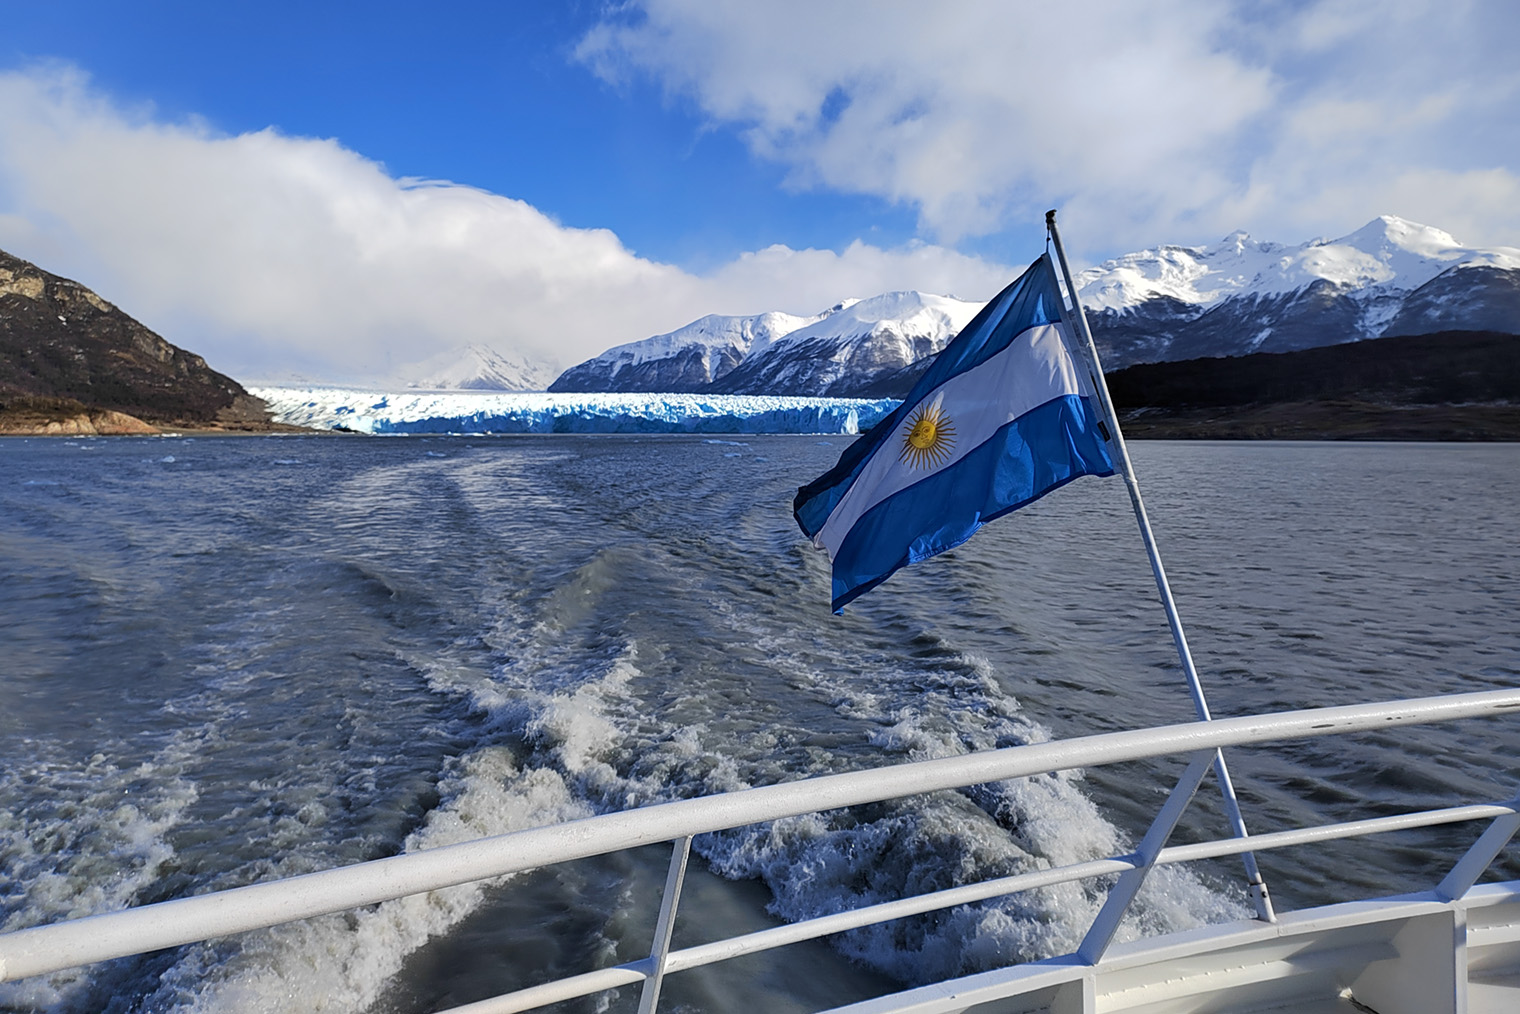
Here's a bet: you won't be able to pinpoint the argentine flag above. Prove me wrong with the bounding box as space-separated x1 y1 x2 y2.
794 254 1116 612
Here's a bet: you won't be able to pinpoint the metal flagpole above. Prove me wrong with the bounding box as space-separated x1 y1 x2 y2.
1045 209 1276 922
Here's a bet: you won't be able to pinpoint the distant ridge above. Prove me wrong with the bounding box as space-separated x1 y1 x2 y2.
551 216 1520 397
402 343 556 391
1077 215 1520 367
552 291 982 397
550 308 829 393
0 247 273 432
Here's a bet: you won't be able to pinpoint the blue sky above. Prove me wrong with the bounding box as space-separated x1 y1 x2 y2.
1 2 920 268
0 1 1516 383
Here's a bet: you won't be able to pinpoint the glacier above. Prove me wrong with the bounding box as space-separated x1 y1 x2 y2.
249 387 899 435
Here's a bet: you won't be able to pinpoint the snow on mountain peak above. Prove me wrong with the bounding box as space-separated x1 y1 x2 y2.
547 214 1517 395
553 289 991 396
1340 214 1463 257
403 343 556 392
1217 230 1255 253
775 290 982 350
1076 215 1519 312
591 308 825 369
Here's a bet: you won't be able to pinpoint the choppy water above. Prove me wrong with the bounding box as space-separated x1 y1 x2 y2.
1 435 1517 1014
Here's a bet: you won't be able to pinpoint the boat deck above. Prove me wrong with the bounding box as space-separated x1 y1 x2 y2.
821 882 1520 1014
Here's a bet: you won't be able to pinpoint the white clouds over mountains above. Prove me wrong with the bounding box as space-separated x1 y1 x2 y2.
579 0 1520 250
0 1 1515 385
0 67 1006 383
0 66 1009 384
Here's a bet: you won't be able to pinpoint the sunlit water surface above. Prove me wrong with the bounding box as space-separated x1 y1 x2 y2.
1 435 1517 1013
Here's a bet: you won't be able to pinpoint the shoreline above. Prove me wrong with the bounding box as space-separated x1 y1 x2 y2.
0 417 331 437
1117 400 1520 441
6 401 1519 441
0 400 329 437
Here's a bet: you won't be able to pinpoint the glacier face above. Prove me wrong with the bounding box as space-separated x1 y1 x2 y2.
250 387 898 435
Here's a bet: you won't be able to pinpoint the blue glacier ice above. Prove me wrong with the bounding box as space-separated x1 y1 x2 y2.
249 387 899 436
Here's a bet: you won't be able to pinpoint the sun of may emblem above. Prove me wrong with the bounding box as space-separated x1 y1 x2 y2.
899 401 956 469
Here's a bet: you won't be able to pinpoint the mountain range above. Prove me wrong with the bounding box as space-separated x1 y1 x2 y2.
550 292 987 397
1078 215 1520 367
5 214 1517 437
550 292 982 397
550 216 1520 397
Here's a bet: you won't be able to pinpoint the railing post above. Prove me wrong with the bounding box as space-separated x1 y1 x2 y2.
1436 800 1520 902
1078 750 1214 964
1046 209 1276 924
638 836 692 1014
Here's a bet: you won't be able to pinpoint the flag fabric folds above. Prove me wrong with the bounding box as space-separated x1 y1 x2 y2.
793 254 1116 612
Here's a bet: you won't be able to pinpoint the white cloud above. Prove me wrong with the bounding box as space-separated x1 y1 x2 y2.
0 66 1012 384
578 0 1520 251
5 0 1517 387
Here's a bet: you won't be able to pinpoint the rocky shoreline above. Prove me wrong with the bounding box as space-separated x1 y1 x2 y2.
0 395 318 437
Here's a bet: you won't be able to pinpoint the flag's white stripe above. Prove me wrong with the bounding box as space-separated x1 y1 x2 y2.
815 322 1088 559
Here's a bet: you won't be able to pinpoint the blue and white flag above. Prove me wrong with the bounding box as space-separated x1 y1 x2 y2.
794 254 1116 612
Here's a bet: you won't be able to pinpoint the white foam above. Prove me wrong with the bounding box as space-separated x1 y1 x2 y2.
75 570 1243 1006
471 607 1248 987
0 743 198 1010
681 626 1247 983
59 526 1246 1006
154 747 592 1014
144 625 655 1013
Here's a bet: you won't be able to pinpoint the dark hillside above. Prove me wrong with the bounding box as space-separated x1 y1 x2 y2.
1106 330 1520 408
0 247 264 426
1106 330 1520 439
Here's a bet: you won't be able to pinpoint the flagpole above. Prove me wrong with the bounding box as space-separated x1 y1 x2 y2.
1044 210 1276 922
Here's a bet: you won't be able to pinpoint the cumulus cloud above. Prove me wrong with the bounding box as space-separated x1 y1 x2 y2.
0 66 1011 384
578 0 1520 250
5 2 1516 385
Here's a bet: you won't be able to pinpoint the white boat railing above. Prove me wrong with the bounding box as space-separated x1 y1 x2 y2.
2 689 1518 1013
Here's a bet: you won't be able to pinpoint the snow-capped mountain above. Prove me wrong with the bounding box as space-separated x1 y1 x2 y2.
402 343 556 391
709 291 983 396
1078 215 1520 367
549 309 824 393
553 291 983 397
550 216 1519 396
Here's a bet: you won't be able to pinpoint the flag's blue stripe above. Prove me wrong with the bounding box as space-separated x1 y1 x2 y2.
911 256 1065 395
794 254 1066 539
829 393 1115 612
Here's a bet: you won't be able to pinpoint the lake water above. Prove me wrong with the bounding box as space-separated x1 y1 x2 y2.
1 435 1517 1014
